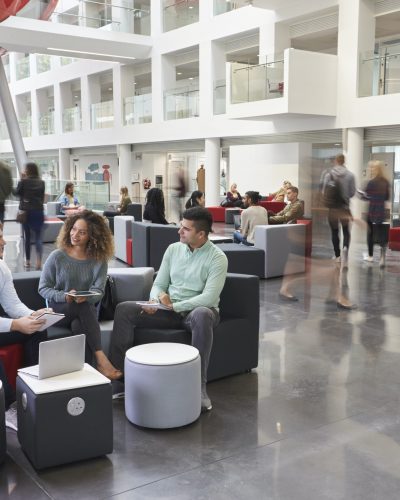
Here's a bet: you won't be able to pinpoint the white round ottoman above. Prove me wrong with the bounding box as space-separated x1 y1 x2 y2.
124 343 201 429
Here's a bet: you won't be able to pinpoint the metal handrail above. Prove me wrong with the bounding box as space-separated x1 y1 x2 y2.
362 52 400 63
233 60 284 73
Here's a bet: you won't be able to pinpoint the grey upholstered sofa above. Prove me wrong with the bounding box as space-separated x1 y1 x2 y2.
7 270 260 382
132 221 180 270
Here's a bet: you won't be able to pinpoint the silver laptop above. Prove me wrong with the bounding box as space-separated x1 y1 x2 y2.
19 334 85 380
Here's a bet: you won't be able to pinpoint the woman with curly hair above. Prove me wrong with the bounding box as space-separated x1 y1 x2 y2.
143 187 168 224
38 210 121 380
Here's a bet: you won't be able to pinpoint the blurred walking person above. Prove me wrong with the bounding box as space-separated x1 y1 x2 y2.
321 154 355 268
15 162 45 270
0 160 13 224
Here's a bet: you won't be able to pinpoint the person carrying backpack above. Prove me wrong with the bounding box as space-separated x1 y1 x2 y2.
321 154 355 267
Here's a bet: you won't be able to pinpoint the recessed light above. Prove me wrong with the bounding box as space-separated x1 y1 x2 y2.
188 77 193 80
108 87 112 91
74 95 78 98
177 72 182 75
334 143 341 146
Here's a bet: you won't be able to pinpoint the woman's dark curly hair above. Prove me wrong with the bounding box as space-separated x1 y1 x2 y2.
145 188 165 217
56 210 114 261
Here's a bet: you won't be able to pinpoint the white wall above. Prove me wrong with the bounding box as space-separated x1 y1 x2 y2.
229 143 300 197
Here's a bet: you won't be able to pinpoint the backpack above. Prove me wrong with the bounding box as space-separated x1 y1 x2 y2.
99 275 117 321
322 172 345 208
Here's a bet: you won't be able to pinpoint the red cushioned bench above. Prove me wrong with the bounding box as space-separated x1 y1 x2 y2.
0 344 24 390
206 206 226 222
389 228 400 251
259 201 286 213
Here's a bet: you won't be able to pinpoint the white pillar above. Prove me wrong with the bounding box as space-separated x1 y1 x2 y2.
205 138 220 206
59 148 70 181
118 144 132 191
344 127 365 242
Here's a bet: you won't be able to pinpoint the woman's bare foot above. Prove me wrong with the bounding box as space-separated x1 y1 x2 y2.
95 351 123 380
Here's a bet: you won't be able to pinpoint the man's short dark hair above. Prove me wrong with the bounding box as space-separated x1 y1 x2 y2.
287 186 298 195
182 207 213 235
245 191 261 205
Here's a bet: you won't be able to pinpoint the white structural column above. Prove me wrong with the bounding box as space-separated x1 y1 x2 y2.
118 144 132 190
0 59 27 173
199 40 213 118
205 138 220 206
344 127 364 242
59 148 70 181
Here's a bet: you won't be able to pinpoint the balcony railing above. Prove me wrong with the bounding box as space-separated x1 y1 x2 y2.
37 54 51 73
18 0 150 34
124 94 152 125
16 57 30 80
359 45 400 97
39 111 55 135
163 0 198 32
214 0 253 15
214 79 226 114
230 58 284 104
91 100 114 129
19 117 32 137
164 86 199 120
63 106 81 132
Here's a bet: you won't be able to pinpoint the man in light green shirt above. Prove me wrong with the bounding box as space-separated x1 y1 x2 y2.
109 207 228 411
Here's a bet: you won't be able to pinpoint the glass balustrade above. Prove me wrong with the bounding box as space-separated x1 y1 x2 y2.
163 0 198 32
359 45 400 97
16 57 30 80
0 122 8 140
164 87 199 120
214 0 253 15
91 100 114 129
39 111 55 135
37 54 51 73
63 106 82 132
17 0 150 34
19 117 32 137
214 79 226 114
124 94 152 125
42 179 111 209
230 57 284 104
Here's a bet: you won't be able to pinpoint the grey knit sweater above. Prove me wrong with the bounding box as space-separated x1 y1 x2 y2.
38 249 107 304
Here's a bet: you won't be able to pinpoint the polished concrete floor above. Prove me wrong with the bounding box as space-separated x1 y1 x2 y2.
2 220 400 499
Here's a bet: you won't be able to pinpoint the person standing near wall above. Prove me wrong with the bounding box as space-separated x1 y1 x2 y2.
0 161 13 224
196 165 205 193
361 160 390 267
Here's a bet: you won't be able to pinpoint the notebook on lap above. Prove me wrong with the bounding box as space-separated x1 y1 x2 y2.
18 334 85 380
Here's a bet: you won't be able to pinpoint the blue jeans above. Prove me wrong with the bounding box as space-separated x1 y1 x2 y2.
233 231 253 246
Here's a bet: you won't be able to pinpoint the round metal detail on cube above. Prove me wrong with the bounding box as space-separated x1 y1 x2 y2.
67 397 85 416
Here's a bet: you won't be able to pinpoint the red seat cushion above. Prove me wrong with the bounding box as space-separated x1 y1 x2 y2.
0 343 24 390
389 228 400 251
126 238 133 266
259 201 286 213
206 206 226 223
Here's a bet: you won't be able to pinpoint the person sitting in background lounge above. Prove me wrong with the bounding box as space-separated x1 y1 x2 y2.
59 182 83 215
269 186 303 224
233 191 268 246
143 187 169 224
185 190 205 209
222 183 243 207
270 180 292 202
103 186 132 217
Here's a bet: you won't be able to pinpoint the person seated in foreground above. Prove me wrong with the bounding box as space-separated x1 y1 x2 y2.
185 190 205 209
269 186 303 224
38 210 122 380
109 207 228 411
103 186 132 217
233 191 268 246
143 187 169 224
59 182 83 215
0 222 48 409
